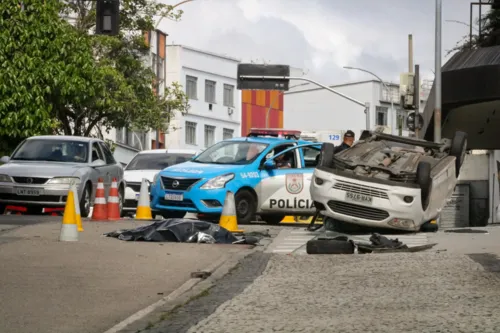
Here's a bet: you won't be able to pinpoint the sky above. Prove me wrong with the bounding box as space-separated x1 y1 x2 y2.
159 0 482 86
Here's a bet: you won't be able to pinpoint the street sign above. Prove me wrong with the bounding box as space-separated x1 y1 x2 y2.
237 64 290 91
407 111 424 132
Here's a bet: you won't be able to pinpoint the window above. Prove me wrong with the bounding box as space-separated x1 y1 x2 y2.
193 141 268 165
204 125 216 148
116 128 145 150
376 106 388 126
10 139 90 163
262 144 297 169
223 128 234 140
223 84 234 107
205 80 216 103
185 121 197 145
186 76 197 99
125 153 195 170
99 142 116 165
91 142 105 162
302 146 321 168
381 86 399 103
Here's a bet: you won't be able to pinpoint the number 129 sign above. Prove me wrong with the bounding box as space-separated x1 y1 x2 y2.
329 134 340 141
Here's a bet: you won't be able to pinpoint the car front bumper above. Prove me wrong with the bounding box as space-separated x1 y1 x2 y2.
0 182 83 207
150 181 227 214
310 169 425 231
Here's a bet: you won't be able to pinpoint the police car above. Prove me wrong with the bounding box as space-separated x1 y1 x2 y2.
150 129 323 224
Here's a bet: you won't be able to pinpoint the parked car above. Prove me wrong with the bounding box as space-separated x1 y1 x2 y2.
123 148 198 217
0 135 125 216
149 128 323 224
310 130 468 232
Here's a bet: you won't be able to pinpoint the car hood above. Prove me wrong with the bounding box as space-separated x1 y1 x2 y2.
0 161 86 178
124 170 160 183
161 161 248 178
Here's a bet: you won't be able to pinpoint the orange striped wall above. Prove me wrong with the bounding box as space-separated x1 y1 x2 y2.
241 90 284 136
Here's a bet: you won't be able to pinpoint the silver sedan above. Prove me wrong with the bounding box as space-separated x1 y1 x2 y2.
0 135 125 216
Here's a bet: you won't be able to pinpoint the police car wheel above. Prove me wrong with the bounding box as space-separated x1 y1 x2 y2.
260 214 285 225
319 142 335 168
235 190 256 224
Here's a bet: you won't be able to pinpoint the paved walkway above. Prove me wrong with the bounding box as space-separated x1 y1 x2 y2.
0 219 253 333
187 251 500 332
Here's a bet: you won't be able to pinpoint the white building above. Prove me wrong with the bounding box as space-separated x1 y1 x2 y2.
284 80 411 138
164 45 241 150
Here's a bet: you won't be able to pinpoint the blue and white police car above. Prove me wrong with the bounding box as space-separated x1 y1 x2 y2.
150 129 323 224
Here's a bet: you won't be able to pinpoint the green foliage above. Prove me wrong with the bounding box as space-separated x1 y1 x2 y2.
447 8 500 56
0 0 189 144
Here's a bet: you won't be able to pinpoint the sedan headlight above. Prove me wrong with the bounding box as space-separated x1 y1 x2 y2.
0 174 12 182
200 173 234 189
47 177 81 185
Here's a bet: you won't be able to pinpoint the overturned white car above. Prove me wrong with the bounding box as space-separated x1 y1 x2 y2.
310 130 467 232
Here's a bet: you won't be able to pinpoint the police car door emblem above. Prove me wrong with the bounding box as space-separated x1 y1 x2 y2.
286 174 303 194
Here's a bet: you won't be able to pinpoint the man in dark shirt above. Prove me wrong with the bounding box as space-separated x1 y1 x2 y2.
333 130 355 154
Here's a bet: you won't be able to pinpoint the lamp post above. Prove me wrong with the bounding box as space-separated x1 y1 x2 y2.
343 66 395 135
434 0 442 143
265 82 310 127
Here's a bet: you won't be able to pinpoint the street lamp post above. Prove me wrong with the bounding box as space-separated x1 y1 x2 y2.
265 82 310 127
343 66 395 135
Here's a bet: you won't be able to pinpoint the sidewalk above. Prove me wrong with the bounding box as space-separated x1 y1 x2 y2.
0 219 253 333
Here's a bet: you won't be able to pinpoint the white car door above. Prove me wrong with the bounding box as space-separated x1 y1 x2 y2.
257 144 318 215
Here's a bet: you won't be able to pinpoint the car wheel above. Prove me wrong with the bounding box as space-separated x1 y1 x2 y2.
260 214 285 225
118 186 124 218
306 238 355 254
449 131 468 178
162 211 186 219
80 183 91 218
420 220 439 233
318 142 335 168
235 189 256 224
416 161 432 210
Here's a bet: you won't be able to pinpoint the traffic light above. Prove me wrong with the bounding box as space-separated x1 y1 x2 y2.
96 0 120 36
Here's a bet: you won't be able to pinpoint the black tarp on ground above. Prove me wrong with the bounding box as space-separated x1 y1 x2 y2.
105 219 240 244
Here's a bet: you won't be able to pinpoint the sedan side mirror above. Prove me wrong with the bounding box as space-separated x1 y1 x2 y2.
90 159 106 167
0 156 9 164
263 159 277 169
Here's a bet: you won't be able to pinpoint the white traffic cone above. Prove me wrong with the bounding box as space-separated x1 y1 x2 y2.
218 191 243 233
136 178 152 220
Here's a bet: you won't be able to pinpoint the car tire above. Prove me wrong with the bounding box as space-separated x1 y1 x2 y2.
118 186 125 218
260 214 285 225
162 211 186 219
306 238 355 254
416 161 432 210
80 183 92 218
318 142 335 168
449 131 468 178
235 189 256 225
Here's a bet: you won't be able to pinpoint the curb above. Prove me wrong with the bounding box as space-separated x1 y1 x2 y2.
102 245 259 333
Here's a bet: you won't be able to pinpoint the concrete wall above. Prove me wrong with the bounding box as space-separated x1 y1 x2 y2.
165 45 242 149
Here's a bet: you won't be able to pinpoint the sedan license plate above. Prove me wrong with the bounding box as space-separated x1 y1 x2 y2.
15 188 42 196
345 191 372 204
164 192 183 201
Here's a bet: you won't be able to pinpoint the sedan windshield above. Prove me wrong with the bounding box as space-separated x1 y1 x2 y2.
11 139 89 163
193 141 268 165
125 153 194 170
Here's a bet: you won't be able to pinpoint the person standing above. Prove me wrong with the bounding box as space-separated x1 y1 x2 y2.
333 130 355 154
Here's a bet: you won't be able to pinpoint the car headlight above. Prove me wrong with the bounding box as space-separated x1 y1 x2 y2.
0 174 12 182
47 177 81 185
200 173 234 189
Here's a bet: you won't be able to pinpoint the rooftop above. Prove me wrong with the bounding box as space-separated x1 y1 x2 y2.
168 44 241 63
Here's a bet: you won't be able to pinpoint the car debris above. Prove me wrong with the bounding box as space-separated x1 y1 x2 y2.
444 228 488 234
104 219 259 245
306 233 437 255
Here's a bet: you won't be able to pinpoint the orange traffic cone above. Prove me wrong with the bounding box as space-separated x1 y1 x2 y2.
91 178 108 220
107 178 121 221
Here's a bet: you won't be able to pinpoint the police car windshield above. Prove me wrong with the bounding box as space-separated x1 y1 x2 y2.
193 141 268 165
125 153 194 170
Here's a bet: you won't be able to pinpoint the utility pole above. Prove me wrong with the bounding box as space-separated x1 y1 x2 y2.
414 64 420 138
434 0 442 143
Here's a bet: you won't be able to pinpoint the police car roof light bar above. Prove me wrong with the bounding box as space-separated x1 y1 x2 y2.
247 128 301 140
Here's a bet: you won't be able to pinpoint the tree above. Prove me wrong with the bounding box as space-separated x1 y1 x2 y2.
0 0 99 155
60 0 189 137
447 7 500 56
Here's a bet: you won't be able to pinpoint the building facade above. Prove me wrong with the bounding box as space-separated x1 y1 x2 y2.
283 79 411 138
241 90 283 136
164 45 241 150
